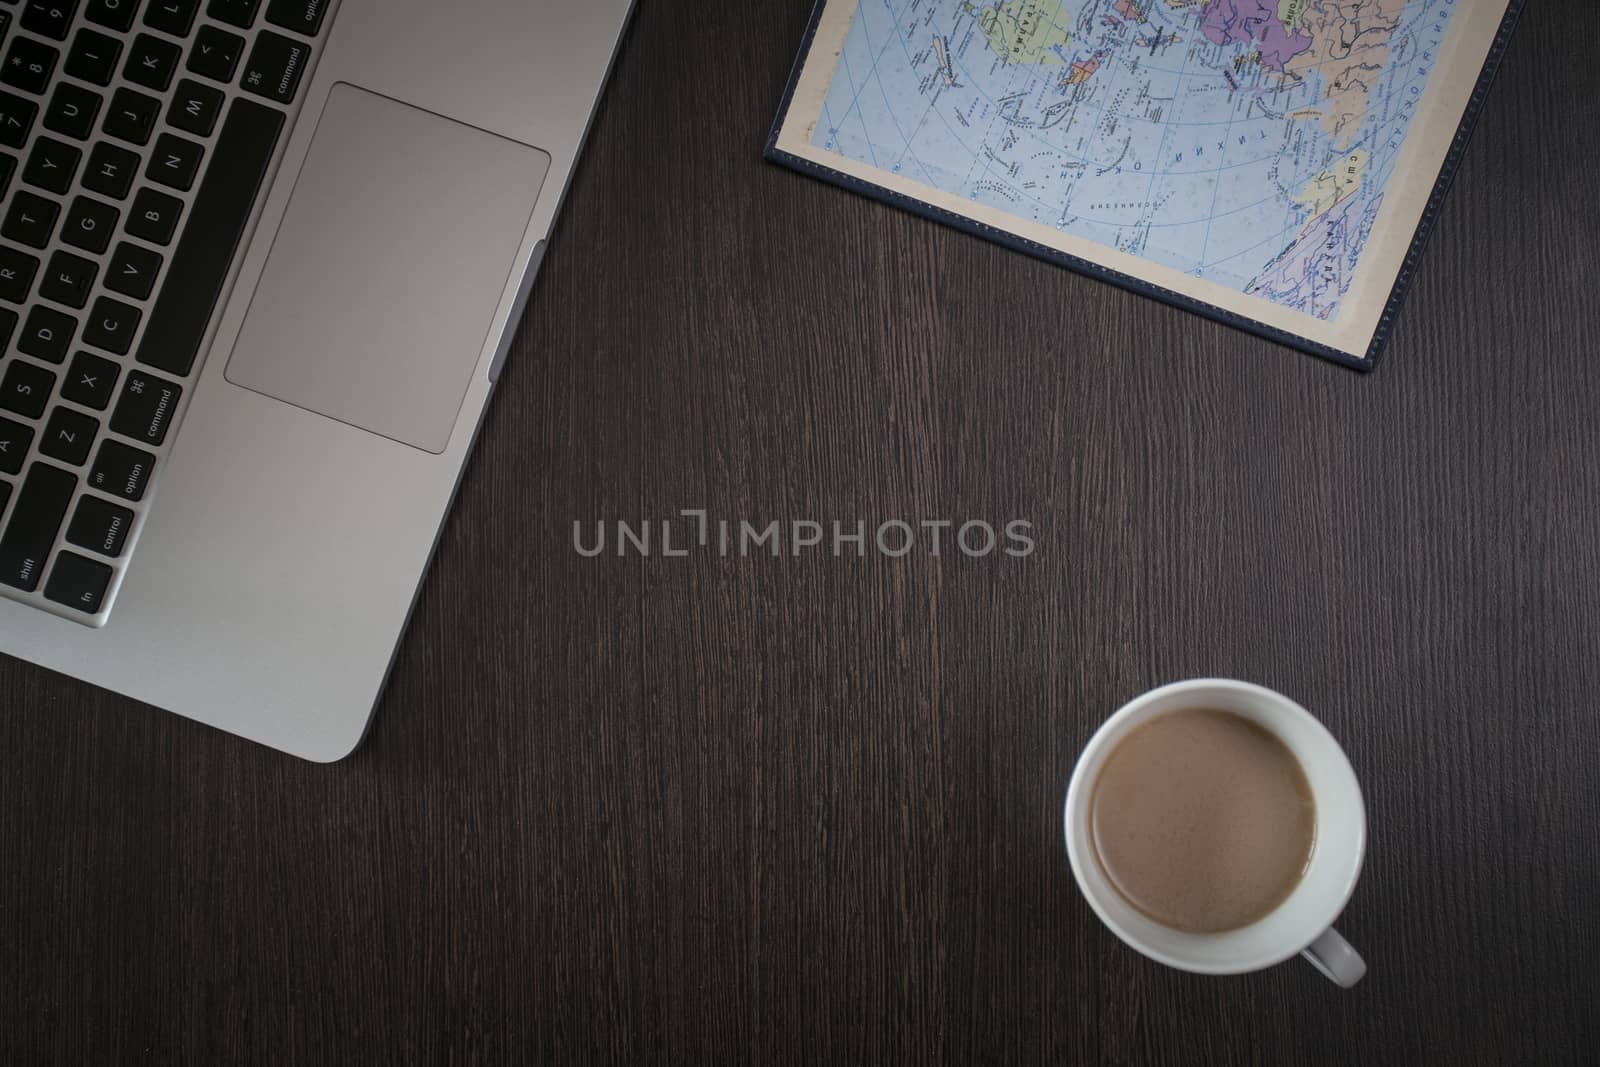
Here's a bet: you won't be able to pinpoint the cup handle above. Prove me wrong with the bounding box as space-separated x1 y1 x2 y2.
1300 927 1366 987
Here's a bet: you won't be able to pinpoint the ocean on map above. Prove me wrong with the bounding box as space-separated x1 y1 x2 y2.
814 0 1458 321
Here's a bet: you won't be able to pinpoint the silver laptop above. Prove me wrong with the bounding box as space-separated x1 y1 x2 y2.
0 0 633 760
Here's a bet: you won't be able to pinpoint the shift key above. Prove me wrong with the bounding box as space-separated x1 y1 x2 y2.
0 463 77 592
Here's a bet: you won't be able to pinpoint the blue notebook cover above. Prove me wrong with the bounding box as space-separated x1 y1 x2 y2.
766 0 1526 371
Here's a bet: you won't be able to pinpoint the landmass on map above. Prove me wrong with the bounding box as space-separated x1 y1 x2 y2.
973 1 1075 65
806 0 1456 324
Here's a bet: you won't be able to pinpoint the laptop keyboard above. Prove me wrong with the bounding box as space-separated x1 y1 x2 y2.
0 0 332 624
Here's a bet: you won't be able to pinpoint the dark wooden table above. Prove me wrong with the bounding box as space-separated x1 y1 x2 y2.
4 1 1597 1063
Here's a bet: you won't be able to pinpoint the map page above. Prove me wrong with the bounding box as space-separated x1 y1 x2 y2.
770 0 1516 365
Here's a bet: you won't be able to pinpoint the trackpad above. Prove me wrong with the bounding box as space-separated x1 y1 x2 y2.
226 84 550 453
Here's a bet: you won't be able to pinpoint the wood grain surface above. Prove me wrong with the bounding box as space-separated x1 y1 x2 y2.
3 1 1598 1062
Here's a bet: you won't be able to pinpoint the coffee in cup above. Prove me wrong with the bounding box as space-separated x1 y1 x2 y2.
1063 680 1367 986
1089 707 1316 934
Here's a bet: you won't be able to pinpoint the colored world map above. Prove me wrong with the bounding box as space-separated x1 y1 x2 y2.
812 0 1459 321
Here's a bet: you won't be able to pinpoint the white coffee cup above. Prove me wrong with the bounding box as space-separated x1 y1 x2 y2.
1063 679 1367 987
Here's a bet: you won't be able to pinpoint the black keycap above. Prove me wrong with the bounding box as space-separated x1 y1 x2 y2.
45 550 113 611
61 195 119 253
0 244 39 302
0 152 12 199
44 555 109 615
111 369 179 446
83 295 139 354
0 89 36 148
266 0 327 36
66 494 133 556
138 100 281 377
144 0 200 36
88 439 153 499
61 350 118 409
104 240 160 300
144 131 202 190
103 87 161 145
2 189 59 248
39 405 97 465
0 358 54 418
0 307 16 350
43 82 102 140
207 0 259 29
23 135 81 194
22 0 81 41
65 28 123 86
0 462 75 589
2 36 59 95
0 479 9 516
188 24 243 82
125 186 181 244
167 77 221 136
82 141 139 199
19 303 74 362
40 248 98 308
0 415 33 474
239 31 307 104
86 0 139 32
125 33 180 91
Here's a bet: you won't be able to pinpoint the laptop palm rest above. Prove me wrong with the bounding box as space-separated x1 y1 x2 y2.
225 84 551 454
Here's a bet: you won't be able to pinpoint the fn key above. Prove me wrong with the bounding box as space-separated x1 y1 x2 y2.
45 552 114 613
